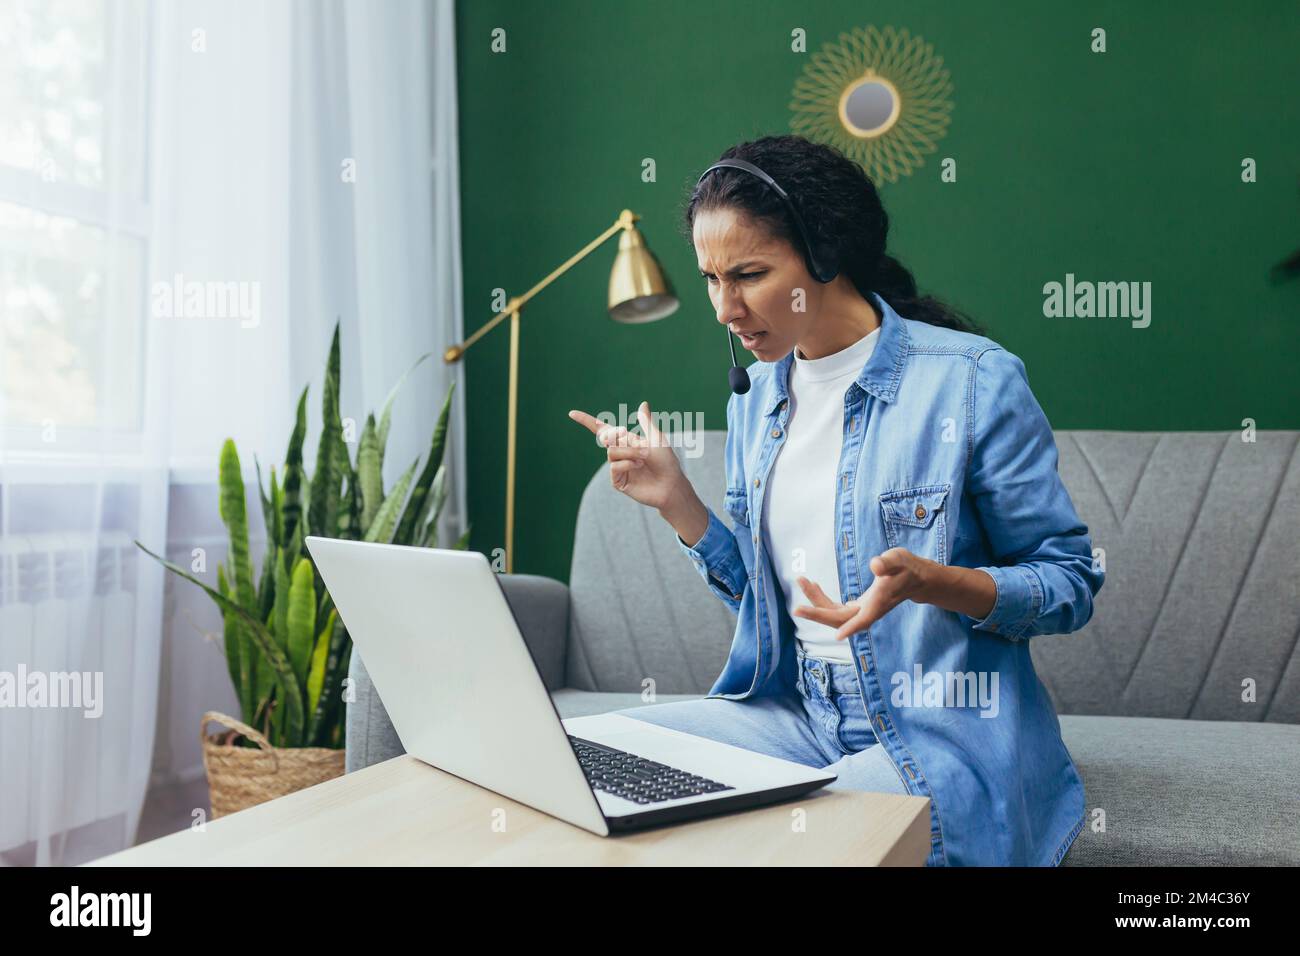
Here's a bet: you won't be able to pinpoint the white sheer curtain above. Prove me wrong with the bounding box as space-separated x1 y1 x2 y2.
0 0 165 868
0 0 464 865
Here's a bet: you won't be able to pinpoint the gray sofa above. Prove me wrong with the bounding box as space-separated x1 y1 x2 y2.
346 429 1300 866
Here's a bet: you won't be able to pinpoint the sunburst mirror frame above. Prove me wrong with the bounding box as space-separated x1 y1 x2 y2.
790 25 954 184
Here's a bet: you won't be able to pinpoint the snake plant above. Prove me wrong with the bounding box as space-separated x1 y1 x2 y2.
137 320 469 748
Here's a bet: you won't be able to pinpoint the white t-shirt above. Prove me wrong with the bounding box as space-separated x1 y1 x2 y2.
762 327 880 664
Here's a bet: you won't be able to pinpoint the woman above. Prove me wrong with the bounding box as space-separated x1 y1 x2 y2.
567 134 1103 866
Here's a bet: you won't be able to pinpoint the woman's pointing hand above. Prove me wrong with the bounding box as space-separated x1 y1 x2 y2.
567 401 685 511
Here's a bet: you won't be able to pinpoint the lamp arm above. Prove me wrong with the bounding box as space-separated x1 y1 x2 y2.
444 209 639 362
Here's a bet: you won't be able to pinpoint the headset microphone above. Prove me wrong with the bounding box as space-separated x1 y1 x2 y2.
726 326 751 394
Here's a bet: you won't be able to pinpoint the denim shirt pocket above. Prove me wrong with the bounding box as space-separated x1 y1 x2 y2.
879 483 951 565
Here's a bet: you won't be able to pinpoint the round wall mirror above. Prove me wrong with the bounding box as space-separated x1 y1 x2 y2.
838 74 901 138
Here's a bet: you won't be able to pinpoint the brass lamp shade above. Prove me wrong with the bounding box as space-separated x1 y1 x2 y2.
608 225 679 323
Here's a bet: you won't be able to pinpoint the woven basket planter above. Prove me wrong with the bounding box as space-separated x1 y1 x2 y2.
200 710 345 819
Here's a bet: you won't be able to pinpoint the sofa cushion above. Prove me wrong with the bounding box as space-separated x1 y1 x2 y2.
1059 715 1300 865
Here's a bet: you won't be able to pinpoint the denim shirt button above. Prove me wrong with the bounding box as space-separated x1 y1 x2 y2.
753 478 760 488
915 505 927 519
771 428 781 438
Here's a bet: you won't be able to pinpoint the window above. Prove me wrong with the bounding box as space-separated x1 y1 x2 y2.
0 0 151 449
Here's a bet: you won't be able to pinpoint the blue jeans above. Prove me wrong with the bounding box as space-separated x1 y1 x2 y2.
614 644 910 796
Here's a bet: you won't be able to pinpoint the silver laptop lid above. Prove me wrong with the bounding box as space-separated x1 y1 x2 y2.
305 537 608 836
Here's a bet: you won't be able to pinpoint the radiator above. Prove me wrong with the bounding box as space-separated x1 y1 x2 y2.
0 531 135 852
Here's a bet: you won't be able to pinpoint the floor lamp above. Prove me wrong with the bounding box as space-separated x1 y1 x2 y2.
443 208 680 574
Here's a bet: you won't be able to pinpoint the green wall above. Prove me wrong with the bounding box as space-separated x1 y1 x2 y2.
454 0 1299 584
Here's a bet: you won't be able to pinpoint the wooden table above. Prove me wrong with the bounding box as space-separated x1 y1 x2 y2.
89 755 933 866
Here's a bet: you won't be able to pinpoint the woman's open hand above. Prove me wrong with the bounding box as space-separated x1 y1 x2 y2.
792 548 932 640
567 401 684 512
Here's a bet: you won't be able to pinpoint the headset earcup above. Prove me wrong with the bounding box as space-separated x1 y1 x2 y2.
802 235 838 283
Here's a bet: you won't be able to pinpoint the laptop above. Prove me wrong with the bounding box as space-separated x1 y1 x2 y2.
305 537 836 835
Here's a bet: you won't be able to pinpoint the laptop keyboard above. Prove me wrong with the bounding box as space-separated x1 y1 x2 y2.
567 735 735 805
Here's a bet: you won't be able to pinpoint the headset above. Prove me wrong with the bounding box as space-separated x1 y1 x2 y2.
695 157 839 394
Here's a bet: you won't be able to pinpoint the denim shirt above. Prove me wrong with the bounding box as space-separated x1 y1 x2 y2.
676 292 1104 866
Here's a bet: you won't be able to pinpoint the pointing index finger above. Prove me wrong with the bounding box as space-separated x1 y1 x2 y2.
568 409 618 442
569 409 646 448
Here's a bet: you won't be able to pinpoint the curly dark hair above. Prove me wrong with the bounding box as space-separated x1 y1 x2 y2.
681 134 985 335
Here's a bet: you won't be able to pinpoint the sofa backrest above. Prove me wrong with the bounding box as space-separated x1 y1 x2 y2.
565 431 736 696
1035 430 1298 723
566 429 1300 724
